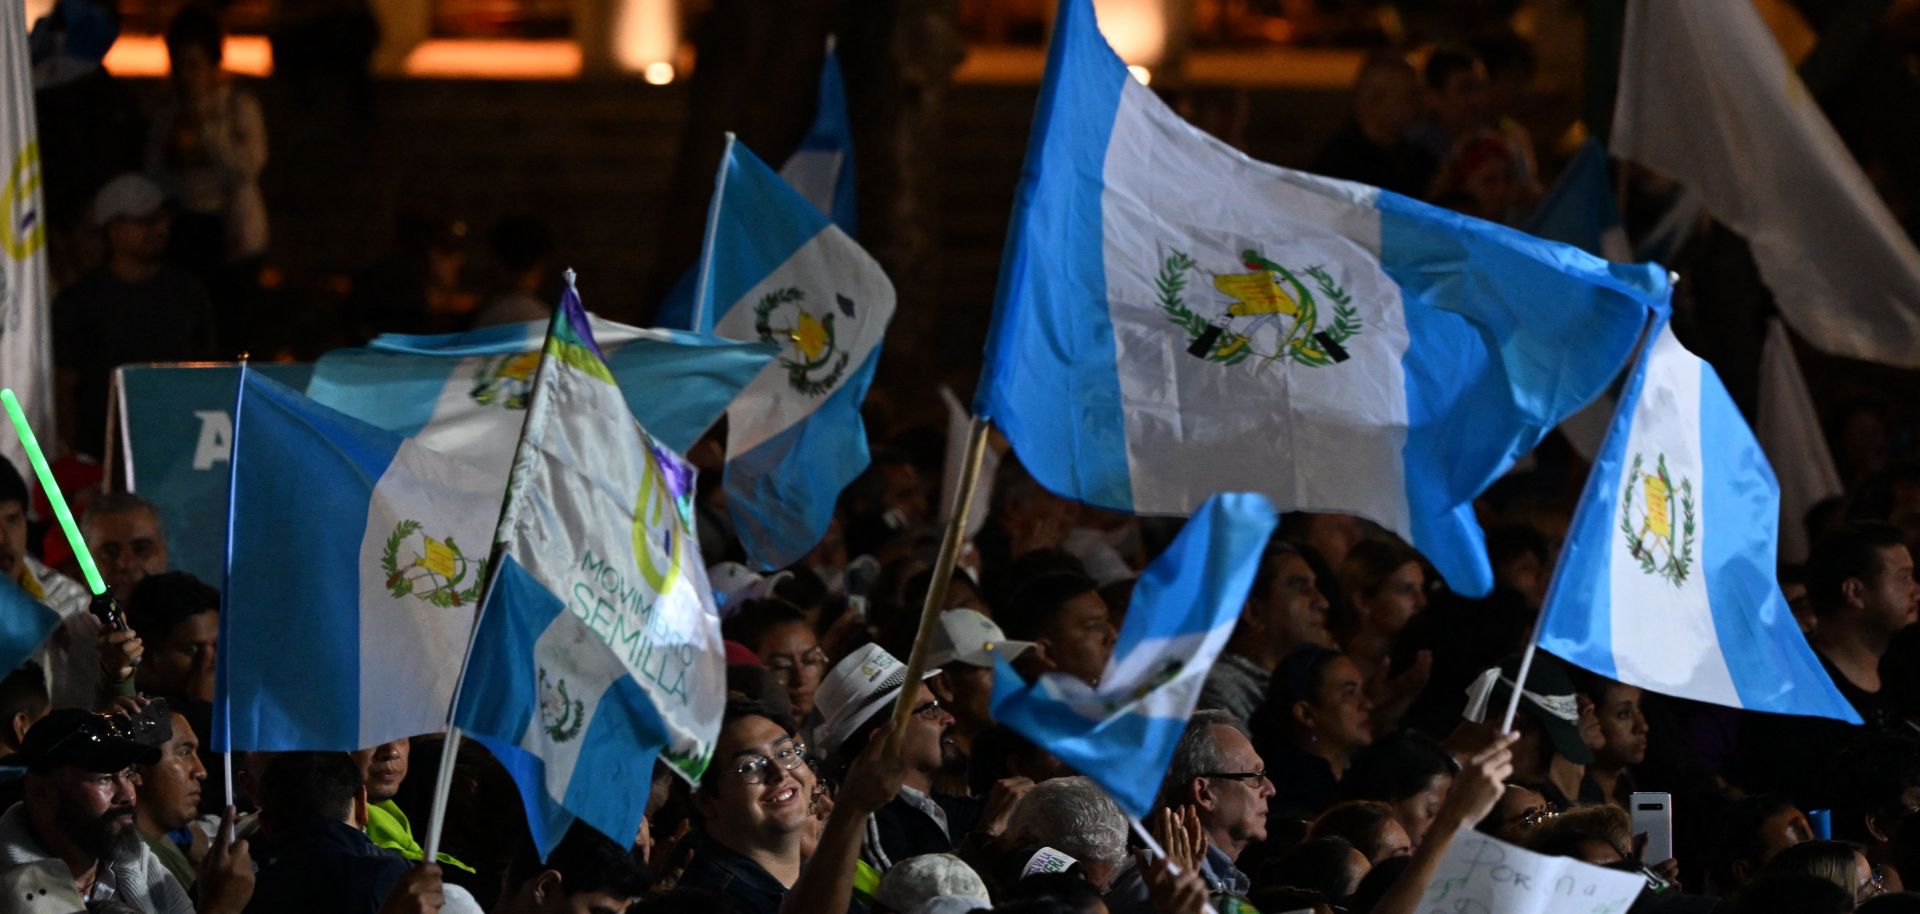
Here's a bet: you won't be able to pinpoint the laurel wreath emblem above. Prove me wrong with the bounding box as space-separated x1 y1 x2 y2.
538 667 585 743
380 519 487 608
1620 452 1697 587
753 287 851 397
1156 250 1361 368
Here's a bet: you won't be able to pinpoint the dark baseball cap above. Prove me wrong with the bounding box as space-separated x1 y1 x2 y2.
1478 652 1595 766
20 707 169 774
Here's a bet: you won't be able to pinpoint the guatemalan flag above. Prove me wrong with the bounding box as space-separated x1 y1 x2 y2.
1537 313 1860 723
307 317 774 480
454 279 727 856
991 492 1276 817
217 371 500 751
696 137 894 570
976 0 1667 597
655 42 858 330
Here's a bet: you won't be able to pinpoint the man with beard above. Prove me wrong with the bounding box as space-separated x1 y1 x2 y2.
0 707 252 912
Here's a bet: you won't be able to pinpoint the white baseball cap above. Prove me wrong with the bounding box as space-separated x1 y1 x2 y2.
926 609 1035 669
875 854 990 914
706 562 792 620
812 642 941 756
91 173 165 227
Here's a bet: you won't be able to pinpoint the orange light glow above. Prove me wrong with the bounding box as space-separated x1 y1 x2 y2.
102 36 273 78
404 39 583 79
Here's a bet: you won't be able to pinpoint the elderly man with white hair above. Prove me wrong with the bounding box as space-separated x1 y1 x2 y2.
1002 775 1130 891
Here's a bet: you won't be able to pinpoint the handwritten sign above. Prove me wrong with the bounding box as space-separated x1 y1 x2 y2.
1420 832 1645 914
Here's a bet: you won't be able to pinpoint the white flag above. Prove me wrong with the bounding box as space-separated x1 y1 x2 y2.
1612 0 1920 367
1757 318 1843 563
0 0 52 478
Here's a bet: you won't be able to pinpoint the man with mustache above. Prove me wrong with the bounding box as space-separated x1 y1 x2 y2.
133 705 206 891
815 644 1031 874
0 707 253 912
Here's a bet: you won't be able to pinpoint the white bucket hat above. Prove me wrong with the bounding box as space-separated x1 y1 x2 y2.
813 642 940 756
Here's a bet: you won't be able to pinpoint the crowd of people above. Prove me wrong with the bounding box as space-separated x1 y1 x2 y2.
14 1 1920 914
7 396 1920 914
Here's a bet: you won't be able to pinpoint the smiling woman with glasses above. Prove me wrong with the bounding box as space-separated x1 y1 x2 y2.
723 599 829 722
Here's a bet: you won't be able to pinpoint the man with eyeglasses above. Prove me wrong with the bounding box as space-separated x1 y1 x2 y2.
1108 709 1274 914
682 698 901 914
814 643 1016 876
0 707 253 913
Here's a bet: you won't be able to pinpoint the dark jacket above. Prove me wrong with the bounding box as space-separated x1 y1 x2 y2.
244 818 411 914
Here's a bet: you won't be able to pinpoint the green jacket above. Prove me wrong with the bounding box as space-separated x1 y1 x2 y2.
366 798 474 873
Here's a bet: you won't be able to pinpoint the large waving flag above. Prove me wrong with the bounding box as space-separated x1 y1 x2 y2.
1 0 52 481
976 0 1666 597
1537 313 1858 723
1612 0 1920 367
0 577 60 676
453 281 727 856
696 138 894 570
216 371 501 751
307 317 773 479
655 43 858 330
991 492 1277 817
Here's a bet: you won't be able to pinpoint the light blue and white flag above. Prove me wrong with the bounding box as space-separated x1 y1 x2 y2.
655 43 858 330
216 371 501 752
1525 139 1630 263
1537 313 1859 723
974 0 1666 597
696 138 894 570
307 316 773 479
0 576 60 677
453 283 727 857
990 492 1277 818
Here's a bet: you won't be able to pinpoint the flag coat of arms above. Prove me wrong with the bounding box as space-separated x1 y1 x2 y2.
1537 315 1858 723
0 0 52 481
697 139 894 571
974 0 1667 596
307 317 774 480
454 284 727 856
991 492 1277 817
217 371 502 751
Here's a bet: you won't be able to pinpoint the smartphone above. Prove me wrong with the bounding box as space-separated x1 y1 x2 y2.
1631 791 1674 864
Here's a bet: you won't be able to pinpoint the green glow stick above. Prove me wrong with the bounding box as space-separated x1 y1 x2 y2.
1 389 104 595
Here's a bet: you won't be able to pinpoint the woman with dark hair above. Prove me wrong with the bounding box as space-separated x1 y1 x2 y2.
1572 672 1648 809
1309 800 1413 864
1252 645 1376 820
1342 732 1456 848
722 599 828 723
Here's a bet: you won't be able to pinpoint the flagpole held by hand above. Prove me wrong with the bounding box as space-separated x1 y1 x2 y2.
1128 817 1220 914
884 415 991 755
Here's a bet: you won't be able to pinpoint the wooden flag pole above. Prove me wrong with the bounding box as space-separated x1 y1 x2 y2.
884 415 992 754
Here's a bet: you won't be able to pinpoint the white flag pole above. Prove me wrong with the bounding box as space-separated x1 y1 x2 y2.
689 134 736 334
421 270 578 864
1127 817 1221 914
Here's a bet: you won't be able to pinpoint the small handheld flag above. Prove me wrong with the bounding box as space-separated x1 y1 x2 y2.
1536 313 1859 723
